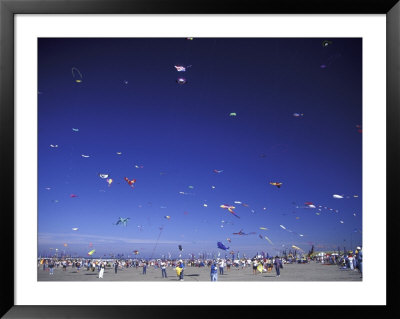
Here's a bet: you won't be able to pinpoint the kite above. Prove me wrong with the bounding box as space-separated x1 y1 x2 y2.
134 165 144 169
233 229 256 236
264 236 273 245
333 194 344 199
87 249 95 256
259 235 263 239
81 154 90 158
183 211 189 215
72 128 79 132
203 203 208 207
257 264 264 273
280 225 286 230
292 245 302 251
45 187 51 190
63 243 68 247
220 204 240 218
304 202 316 208
124 80 128 85
211 186 216 189
226 238 231 243
340 220 344 224
72 228 78 231
270 182 282 188
106 178 113 186
52 200 59 203
133 250 139 255
174 65 186 72
116 152 122 155
176 78 187 85
229 112 237 116
217 242 229 250
259 227 268 230
114 217 130 226
164 216 171 220
234 201 242 204
356 125 362 133
213 169 223 174
186 37 194 40
322 40 332 47
188 186 194 189
99 174 109 179
178 245 183 251
50 144 58 148
70 194 78 198
124 177 136 188
293 113 304 117
72 67 83 83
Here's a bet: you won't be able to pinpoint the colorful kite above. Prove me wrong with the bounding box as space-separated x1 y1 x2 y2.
292 245 302 251
174 65 186 72
164 216 171 220
116 152 122 155
70 194 78 198
99 174 109 179
106 178 113 187
226 238 232 243
87 249 95 256
270 182 283 188
213 169 223 174
229 112 237 117
124 177 136 188
220 204 240 218
133 250 139 255
259 227 268 230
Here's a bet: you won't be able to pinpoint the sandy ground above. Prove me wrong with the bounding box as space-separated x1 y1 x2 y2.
38 261 362 281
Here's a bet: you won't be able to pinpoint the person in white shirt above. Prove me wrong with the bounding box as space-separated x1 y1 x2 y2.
219 259 225 275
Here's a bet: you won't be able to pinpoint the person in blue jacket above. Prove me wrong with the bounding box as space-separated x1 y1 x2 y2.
210 261 218 281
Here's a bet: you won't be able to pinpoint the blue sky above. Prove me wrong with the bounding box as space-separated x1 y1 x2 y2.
38 38 362 258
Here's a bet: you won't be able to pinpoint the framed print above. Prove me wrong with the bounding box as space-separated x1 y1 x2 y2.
1 0 399 317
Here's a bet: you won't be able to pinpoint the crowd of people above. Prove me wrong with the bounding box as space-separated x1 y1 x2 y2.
38 255 289 281
38 247 362 280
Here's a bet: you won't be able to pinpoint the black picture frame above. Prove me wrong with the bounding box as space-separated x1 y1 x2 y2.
1 0 398 317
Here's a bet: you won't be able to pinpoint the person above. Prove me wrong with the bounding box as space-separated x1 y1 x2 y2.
161 261 167 278
274 256 282 277
210 261 218 281
219 259 225 275
143 262 147 275
226 259 231 272
178 260 185 281
114 261 119 274
356 246 362 278
252 259 258 275
98 262 105 279
348 254 354 270
48 261 54 275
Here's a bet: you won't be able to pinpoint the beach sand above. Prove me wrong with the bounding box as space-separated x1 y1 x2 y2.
38 262 362 281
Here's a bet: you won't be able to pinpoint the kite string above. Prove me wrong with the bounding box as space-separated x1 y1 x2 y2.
150 226 164 260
